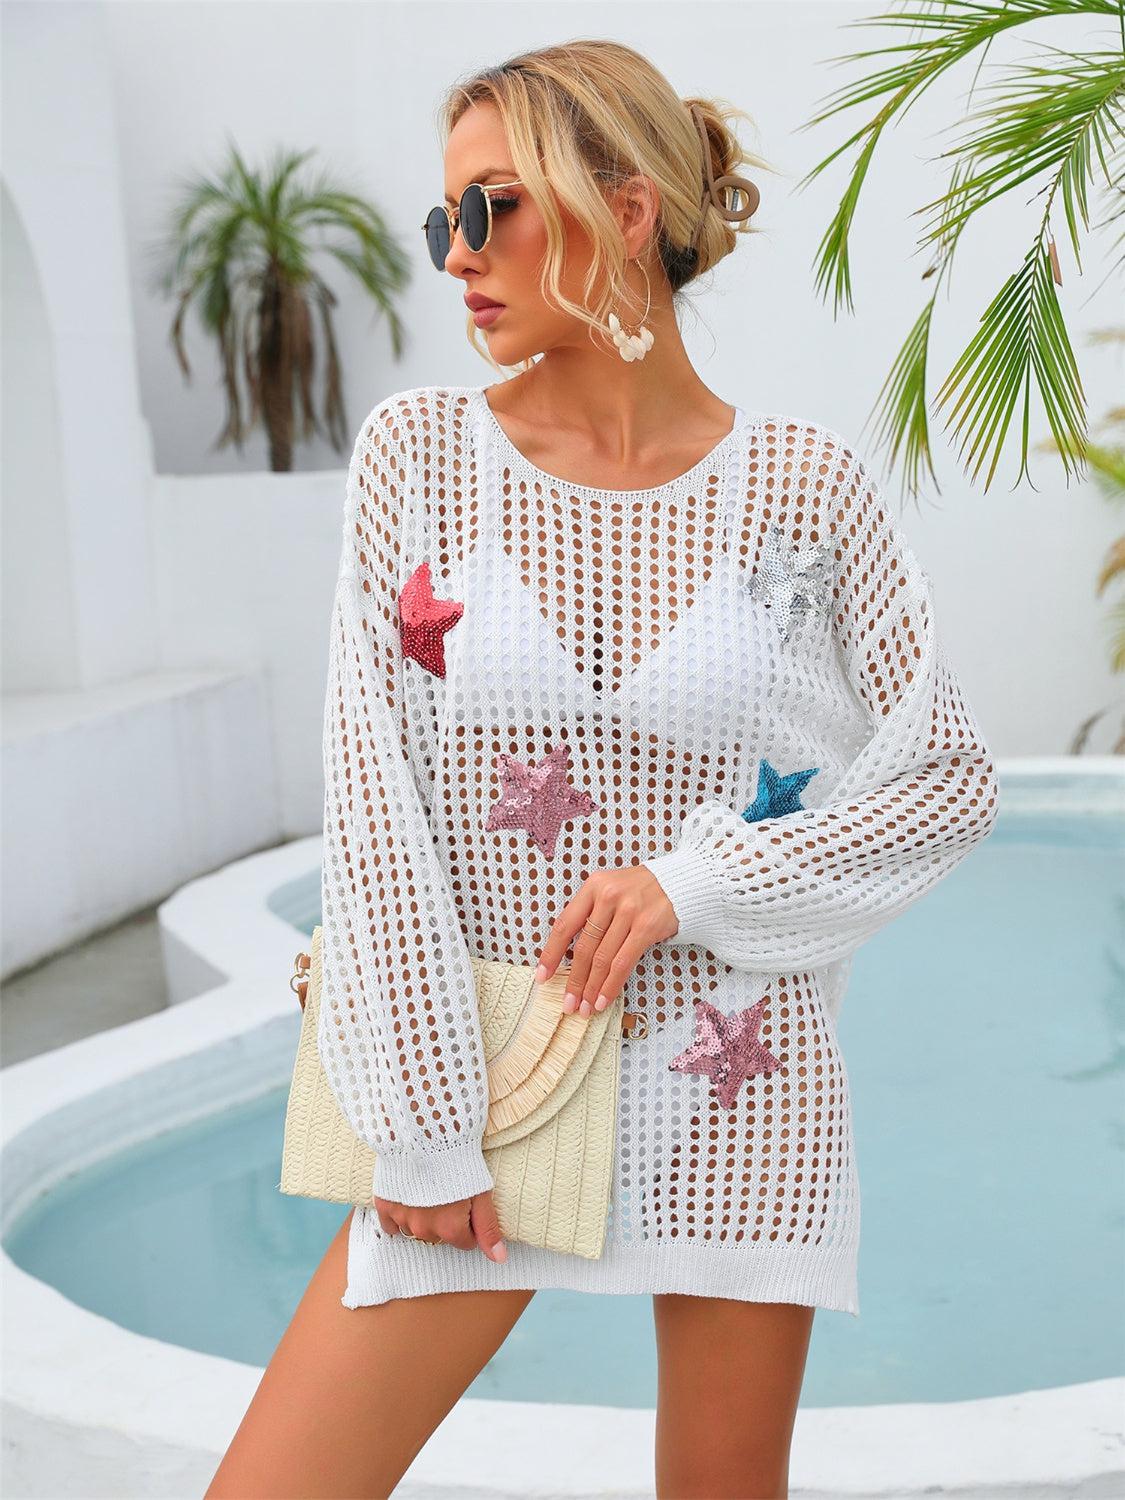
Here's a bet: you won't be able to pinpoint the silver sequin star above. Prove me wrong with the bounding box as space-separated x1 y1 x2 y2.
743 523 835 642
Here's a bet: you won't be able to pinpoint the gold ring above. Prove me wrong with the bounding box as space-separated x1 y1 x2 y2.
399 1227 441 1244
584 920 606 934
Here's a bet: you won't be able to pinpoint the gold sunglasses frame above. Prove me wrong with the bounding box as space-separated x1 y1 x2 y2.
421 180 523 263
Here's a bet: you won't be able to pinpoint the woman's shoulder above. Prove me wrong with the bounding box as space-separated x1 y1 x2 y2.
750 408 885 503
343 387 482 545
746 412 928 591
732 408 888 555
748 408 870 470
355 384 480 451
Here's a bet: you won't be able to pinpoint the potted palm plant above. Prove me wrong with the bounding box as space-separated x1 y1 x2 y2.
153 139 411 471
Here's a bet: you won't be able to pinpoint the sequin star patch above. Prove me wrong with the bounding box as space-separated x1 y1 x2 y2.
484 741 599 859
668 997 784 1111
399 561 463 677
741 757 820 821
743 522 835 642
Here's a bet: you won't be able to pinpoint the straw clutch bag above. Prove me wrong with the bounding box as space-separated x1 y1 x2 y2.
279 925 648 1260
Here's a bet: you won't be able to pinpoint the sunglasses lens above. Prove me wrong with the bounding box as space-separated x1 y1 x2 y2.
458 184 490 252
424 206 450 270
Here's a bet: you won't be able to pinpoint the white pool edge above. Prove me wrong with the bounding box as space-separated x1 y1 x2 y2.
2 756 1123 1497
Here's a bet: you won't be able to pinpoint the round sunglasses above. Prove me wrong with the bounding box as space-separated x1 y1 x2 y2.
421 180 522 270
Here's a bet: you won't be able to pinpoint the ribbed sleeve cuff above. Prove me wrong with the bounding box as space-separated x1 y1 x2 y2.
371 1135 495 1208
644 844 721 951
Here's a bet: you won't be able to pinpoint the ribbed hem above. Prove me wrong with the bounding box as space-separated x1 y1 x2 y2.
643 845 720 951
343 1210 859 1318
371 1137 494 1208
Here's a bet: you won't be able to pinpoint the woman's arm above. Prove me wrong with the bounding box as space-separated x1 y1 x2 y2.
643 427 1000 973
317 396 495 1209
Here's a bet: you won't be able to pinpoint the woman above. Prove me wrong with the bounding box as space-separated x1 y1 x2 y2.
207 38 999 1499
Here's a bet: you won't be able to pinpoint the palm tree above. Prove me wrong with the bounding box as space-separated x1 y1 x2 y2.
152 138 410 471
797 0 1124 500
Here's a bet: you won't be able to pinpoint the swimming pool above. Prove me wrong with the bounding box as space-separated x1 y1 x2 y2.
3 760 1122 1493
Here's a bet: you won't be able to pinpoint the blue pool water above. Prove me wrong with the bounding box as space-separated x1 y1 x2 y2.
6 785 1124 1408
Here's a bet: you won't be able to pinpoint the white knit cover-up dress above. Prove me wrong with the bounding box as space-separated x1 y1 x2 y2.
317 383 1000 1317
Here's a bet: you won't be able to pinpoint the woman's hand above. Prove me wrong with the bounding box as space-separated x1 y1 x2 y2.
373 1189 508 1262
534 864 679 1015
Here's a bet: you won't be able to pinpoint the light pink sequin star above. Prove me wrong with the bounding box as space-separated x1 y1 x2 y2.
484 741 599 858
399 561 463 677
668 997 784 1110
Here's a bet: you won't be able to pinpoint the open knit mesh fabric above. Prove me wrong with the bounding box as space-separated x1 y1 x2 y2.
317 383 999 1314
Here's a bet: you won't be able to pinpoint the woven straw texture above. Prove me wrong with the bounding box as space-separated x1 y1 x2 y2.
281 925 622 1259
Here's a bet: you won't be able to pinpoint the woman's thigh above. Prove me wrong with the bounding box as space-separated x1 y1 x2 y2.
652 1293 815 1500
204 1210 536 1500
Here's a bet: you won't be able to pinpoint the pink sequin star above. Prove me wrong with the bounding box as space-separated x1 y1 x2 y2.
485 742 599 858
399 561 463 677
668 998 784 1110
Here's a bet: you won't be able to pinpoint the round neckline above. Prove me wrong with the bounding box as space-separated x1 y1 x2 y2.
472 384 751 498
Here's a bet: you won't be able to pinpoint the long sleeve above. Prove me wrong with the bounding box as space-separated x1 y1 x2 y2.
644 428 1000 973
317 396 495 1208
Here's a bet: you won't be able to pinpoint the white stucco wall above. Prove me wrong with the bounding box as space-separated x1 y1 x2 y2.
3 0 158 690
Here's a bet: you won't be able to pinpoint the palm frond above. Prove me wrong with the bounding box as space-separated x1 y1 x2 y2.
798 1 1124 316
1087 440 1125 495
863 297 944 505
265 147 317 218
914 47 1125 263
805 128 880 312
933 236 1087 488
1097 536 1125 593
1105 595 1125 672
860 155 982 502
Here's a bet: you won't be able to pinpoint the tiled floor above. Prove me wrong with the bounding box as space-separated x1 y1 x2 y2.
1 908 170 1067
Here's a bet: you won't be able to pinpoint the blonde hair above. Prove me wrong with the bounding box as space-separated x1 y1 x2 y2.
437 38 774 368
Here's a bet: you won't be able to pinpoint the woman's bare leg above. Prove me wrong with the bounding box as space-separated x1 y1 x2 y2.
652 1294 815 1499
204 1210 535 1499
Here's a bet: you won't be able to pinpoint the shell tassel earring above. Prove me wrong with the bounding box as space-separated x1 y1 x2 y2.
607 262 654 362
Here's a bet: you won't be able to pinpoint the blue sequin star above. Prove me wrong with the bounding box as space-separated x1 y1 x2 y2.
741 757 820 821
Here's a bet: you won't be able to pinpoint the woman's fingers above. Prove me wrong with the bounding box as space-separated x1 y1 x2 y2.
538 865 677 1016
565 906 630 1014
413 1207 476 1252
577 925 653 1014
560 914 605 1013
374 1197 480 1253
469 1190 509 1262
590 927 654 1010
373 1197 401 1236
535 879 596 984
